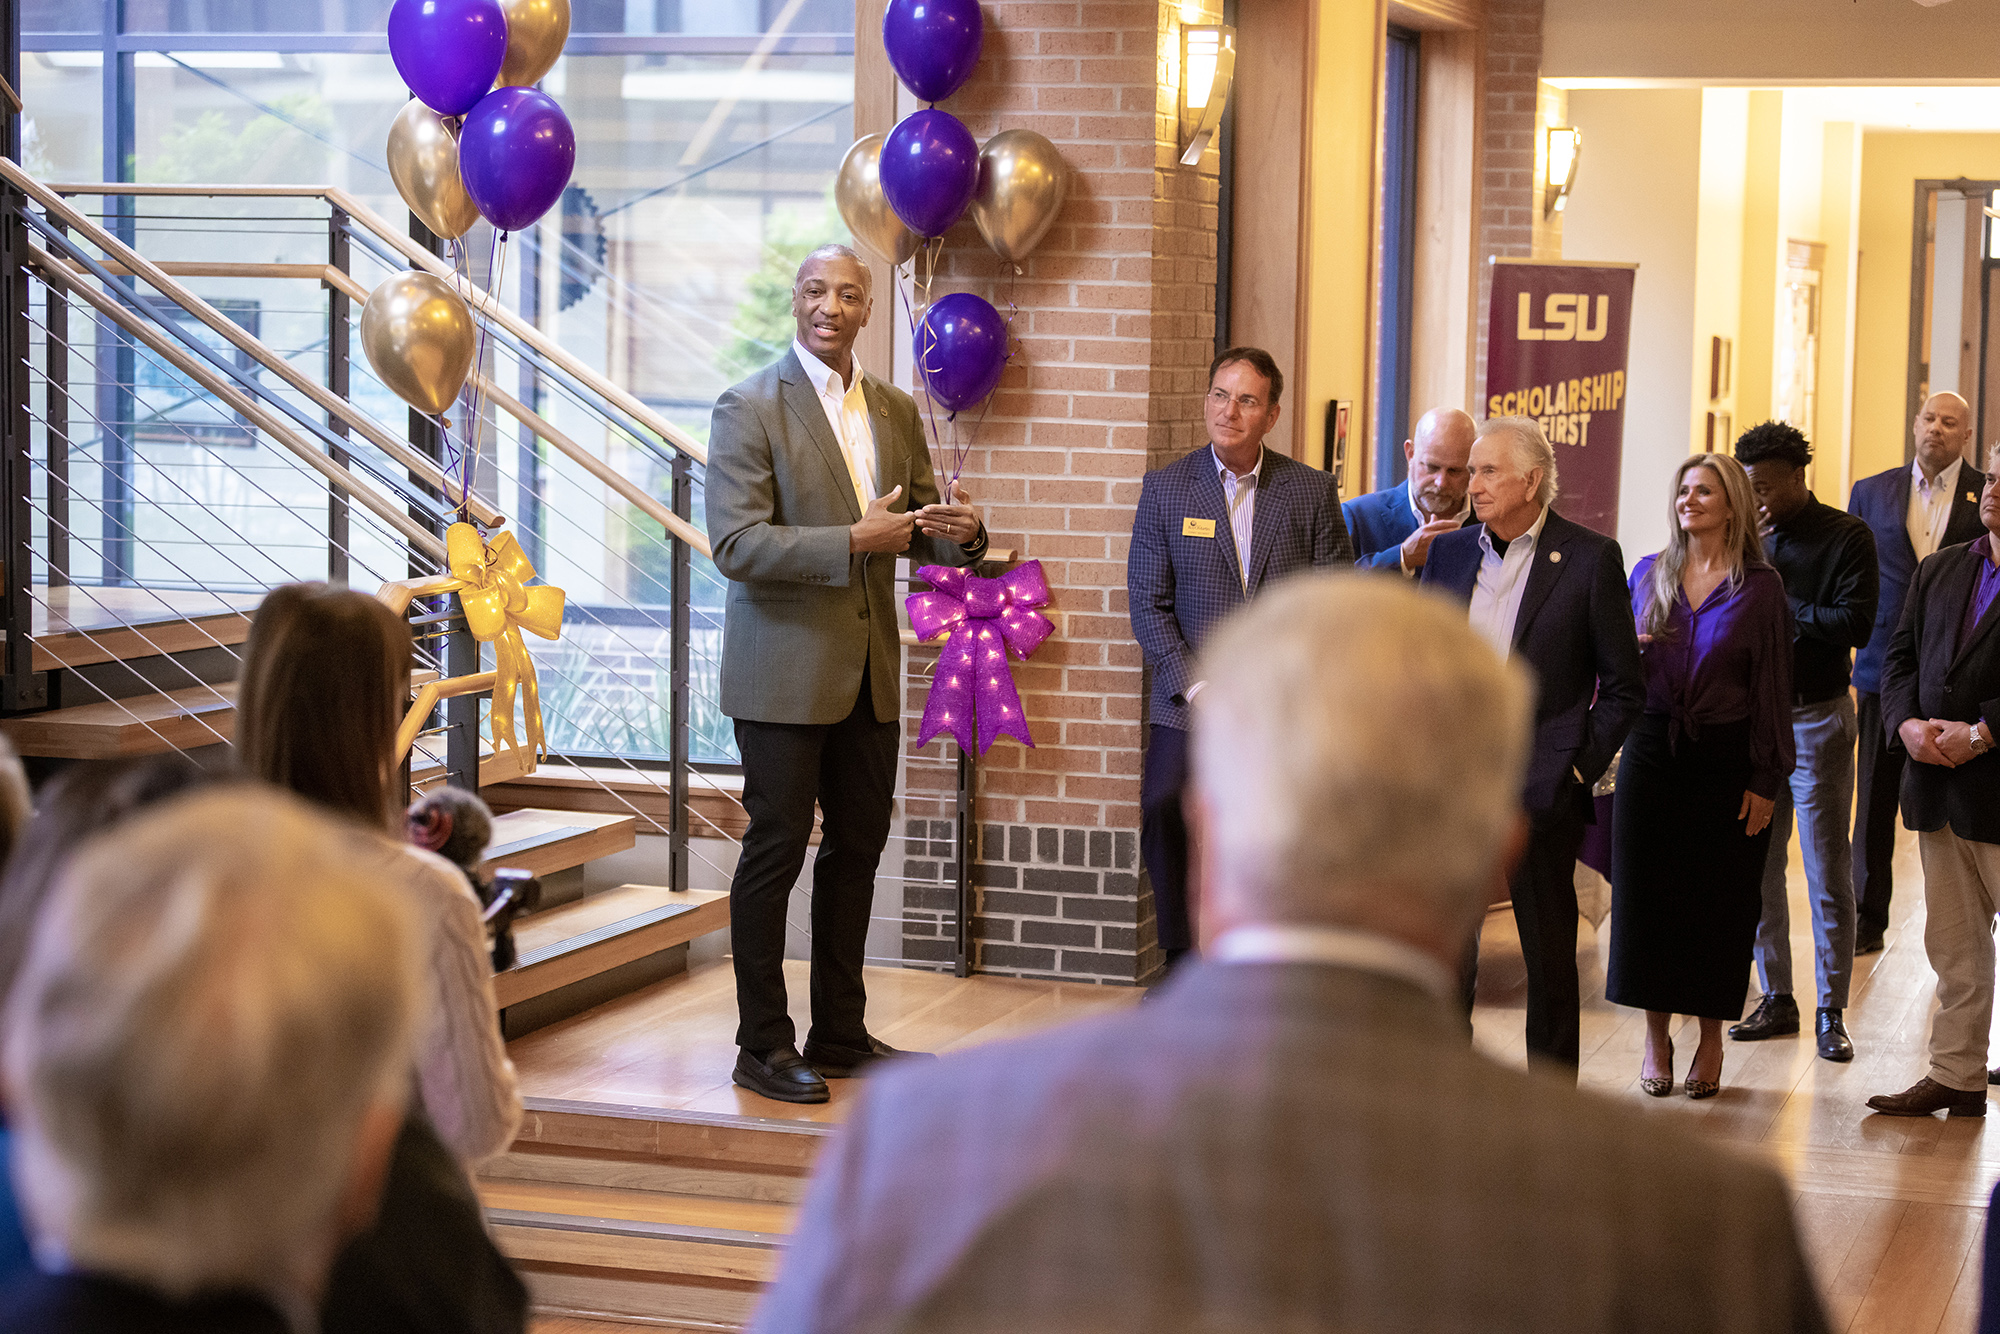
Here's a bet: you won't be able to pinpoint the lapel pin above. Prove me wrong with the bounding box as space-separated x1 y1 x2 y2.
1549 551 1562 563
1969 492 1978 503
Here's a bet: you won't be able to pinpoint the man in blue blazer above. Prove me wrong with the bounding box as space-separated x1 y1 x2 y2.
1847 391 1986 953
1422 417 1644 1069
1127 347 1353 975
1342 407 1475 572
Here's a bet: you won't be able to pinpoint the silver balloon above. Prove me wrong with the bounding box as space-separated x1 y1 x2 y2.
836 134 921 267
971 129 1070 264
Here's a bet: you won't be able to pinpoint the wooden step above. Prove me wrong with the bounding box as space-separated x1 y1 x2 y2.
484 763 761 843
484 1101 832 1328
0 680 236 757
494 885 728 1009
12 584 261 672
483 809 638 880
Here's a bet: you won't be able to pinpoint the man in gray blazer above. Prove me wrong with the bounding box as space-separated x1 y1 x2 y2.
752 575 1829 1334
705 244 986 1104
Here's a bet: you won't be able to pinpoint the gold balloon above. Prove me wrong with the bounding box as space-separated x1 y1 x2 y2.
387 99 481 241
361 271 477 417
497 0 570 88
971 129 1070 264
836 134 921 267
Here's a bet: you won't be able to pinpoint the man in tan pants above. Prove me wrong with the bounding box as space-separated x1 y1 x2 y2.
1872 469 2000 1117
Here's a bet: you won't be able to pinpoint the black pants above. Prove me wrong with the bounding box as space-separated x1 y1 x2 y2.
1140 723 1193 954
1462 794 1587 1068
729 665 898 1055
1853 690 1902 941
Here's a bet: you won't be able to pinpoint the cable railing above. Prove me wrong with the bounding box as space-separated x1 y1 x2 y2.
0 160 978 974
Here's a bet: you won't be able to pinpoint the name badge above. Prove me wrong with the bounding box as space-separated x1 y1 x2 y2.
1183 517 1217 538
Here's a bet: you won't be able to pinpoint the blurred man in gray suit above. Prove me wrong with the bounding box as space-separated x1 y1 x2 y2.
705 244 986 1105
751 575 1829 1334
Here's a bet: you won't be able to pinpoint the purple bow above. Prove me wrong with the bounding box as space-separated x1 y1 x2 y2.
906 559 1054 755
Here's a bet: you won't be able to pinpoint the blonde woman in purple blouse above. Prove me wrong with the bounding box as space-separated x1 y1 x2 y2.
1607 454 1795 1100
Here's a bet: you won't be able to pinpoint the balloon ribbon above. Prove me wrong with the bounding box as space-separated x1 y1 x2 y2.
906 560 1053 754
439 522 565 762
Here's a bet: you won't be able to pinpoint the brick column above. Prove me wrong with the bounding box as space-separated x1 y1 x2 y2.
1473 0 1560 399
897 1 1223 985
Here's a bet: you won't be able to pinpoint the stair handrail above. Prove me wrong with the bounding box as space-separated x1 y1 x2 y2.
24 241 450 563
43 179 710 470
4 159 505 529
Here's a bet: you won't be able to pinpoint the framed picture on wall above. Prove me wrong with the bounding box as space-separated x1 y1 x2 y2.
1710 336 1734 403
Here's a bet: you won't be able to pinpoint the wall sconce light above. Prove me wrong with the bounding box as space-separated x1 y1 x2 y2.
1545 126 1581 217
1179 24 1237 167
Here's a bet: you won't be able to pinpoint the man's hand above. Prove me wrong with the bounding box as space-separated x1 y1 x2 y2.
1398 516 1460 572
916 481 981 546
1901 717 1957 767
1936 719 1985 766
1739 790 1775 837
850 485 914 553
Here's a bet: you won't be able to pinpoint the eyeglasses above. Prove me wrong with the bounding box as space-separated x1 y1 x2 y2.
1207 388 1266 413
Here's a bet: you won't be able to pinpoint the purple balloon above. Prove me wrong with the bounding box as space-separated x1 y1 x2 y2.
880 109 979 239
883 0 985 104
459 87 577 234
388 0 508 118
917 293 1008 412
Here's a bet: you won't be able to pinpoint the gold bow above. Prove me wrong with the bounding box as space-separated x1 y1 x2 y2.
441 522 565 762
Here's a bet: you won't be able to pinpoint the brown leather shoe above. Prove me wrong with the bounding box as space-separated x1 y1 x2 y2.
1866 1077 1986 1117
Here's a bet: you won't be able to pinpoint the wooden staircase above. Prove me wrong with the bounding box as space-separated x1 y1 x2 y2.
480 1099 829 1329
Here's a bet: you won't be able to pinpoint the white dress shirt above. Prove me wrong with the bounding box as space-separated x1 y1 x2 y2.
1468 505 1550 657
794 338 878 507
1907 456 1965 561
1210 922 1454 1000
1213 444 1263 592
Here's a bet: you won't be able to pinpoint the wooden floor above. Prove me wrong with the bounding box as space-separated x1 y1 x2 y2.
519 823 1989 1333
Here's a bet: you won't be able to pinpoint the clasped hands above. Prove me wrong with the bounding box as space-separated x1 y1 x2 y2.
850 481 979 553
1901 717 1988 768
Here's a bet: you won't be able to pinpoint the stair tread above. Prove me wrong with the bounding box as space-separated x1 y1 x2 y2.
479 1178 793 1237
514 885 727 955
482 808 637 878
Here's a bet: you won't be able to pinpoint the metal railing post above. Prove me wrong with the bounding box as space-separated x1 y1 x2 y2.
669 453 691 894
954 746 974 978
1 190 47 710
326 206 351 586
44 216 68 589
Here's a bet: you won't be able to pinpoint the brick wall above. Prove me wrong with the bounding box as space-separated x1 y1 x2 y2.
896 1 1225 985
1473 0 1552 399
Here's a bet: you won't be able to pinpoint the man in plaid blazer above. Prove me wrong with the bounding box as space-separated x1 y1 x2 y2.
1127 347 1353 974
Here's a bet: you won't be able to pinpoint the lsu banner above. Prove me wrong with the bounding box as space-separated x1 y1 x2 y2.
1485 259 1637 537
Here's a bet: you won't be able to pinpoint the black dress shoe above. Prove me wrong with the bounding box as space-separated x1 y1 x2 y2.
1816 1008 1855 1062
1855 932 1886 956
1729 992 1800 1041
1866 1077 1986 1117
801 1035 936 1079
732 1044 829 1104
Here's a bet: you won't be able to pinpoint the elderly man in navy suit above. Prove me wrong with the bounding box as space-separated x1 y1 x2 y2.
1127 346 1352 976
1422 417 1644 1069
1848 391 1987 954
1342 406 1476 572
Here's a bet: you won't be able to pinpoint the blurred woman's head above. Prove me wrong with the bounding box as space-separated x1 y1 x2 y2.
236 583 412 831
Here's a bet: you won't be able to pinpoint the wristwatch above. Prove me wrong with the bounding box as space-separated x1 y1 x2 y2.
1973 722 1993 756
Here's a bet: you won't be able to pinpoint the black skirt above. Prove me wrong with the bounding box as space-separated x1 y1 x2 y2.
1605 713 1773 1021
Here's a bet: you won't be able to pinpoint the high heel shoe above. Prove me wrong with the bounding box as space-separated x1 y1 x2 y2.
1685 1049 1722 1100
1640 1037 1675 1097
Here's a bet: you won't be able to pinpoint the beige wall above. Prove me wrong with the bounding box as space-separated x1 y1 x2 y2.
1692 89 1749 457
1560 87 1702 556
1543 0 2000 83
1852 132 2000 484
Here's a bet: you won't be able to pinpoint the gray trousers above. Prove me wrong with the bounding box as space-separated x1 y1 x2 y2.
1754 694 1858 1009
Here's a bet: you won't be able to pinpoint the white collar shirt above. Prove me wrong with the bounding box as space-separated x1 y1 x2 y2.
1908 456 1965 561
1406 477 1472 529
1212 445 1264 592
1469 505 1550 657
794 339 877 507
1210 923 1454 1001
